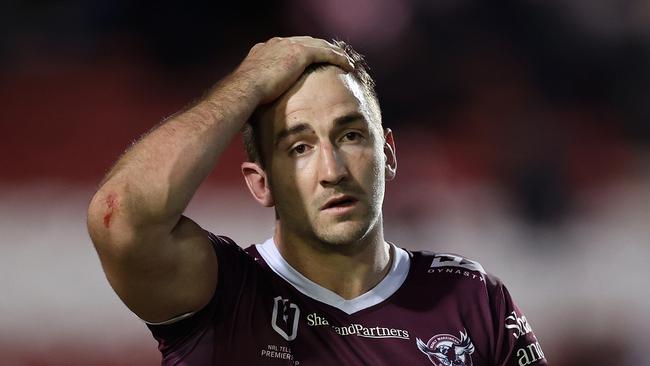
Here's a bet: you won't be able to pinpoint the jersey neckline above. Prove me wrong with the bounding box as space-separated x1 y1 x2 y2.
255 237 411 315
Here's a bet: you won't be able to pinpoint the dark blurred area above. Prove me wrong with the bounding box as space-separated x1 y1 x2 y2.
3 0 648 225
2 1 649 365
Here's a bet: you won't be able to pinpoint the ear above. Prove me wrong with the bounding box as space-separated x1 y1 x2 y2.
383 128 397 181
241 161 275 207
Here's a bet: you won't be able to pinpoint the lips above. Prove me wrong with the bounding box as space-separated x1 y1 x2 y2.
320 195 359 211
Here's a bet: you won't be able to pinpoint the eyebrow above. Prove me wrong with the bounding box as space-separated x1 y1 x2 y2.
274 112 366 147
274 123 314 147
333 112 365 127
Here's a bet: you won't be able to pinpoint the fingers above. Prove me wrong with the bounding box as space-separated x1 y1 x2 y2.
297 37 355 71
237 36 356 104
270 36 355 71
305 44 355 72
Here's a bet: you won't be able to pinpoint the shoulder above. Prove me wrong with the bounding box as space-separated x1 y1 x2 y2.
403 248 523 319
206 233 259 264
404 249 505 295
409 250 488 274
207 232 243 252
401 248 548 365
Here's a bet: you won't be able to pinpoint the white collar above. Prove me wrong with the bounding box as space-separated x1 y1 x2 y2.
256 237 410 315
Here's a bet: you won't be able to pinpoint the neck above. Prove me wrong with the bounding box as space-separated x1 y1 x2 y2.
273 220 392 300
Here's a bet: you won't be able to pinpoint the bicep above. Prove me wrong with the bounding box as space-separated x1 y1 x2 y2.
95 216 218 323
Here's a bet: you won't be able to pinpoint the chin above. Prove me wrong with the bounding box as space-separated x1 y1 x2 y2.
314 219 375 247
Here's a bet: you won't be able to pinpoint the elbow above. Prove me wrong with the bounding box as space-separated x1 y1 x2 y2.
88 190 119 231
87 188 135 255
87 187 169 259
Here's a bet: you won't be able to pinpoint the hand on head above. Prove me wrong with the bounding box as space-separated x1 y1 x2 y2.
234 36 355 104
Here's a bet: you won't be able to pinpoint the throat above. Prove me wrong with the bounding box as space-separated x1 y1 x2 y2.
272 233 393 300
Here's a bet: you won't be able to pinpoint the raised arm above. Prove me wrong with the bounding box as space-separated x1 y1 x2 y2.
86 37 354 323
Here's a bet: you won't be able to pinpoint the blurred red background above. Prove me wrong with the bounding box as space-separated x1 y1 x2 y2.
2 1 649 365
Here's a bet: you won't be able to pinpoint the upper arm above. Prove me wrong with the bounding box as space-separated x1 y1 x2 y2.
88 202 218 323
489 280 548 366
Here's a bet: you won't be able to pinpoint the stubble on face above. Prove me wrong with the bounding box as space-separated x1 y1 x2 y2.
260 67 386 251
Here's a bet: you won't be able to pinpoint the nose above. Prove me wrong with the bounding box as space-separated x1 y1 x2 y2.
318 142 348 187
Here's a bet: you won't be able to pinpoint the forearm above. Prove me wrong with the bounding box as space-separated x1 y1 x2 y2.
85 36 355 324
90 73 260 235
88 36 353 243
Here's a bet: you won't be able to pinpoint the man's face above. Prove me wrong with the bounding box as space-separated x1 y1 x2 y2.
259 67 393 247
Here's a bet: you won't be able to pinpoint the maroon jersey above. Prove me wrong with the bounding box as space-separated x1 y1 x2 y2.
147 234 547 366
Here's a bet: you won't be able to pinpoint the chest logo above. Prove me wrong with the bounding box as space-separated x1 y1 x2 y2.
416 329 475 366
271 296 301 341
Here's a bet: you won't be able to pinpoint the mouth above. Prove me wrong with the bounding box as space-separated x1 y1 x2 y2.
320 195 359 211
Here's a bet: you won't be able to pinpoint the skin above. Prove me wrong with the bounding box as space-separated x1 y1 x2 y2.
86 36 392 324
242 67 397 298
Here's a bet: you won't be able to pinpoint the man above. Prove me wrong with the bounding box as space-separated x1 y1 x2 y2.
87 36 547 365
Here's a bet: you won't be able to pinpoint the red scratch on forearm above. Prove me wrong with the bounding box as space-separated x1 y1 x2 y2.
103 193 118 228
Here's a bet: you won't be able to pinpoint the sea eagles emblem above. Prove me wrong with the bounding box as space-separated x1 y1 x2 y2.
416 329 475 366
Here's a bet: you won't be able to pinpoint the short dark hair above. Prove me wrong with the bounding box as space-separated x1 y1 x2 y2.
242 39 380 167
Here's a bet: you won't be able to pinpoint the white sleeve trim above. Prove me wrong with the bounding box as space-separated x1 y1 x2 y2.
143 311 196 326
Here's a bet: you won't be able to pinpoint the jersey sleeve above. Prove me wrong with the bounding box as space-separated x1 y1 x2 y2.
146 233 252 363
489 277 548 366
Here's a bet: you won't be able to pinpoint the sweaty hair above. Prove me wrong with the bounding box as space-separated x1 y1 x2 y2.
241 39 381 168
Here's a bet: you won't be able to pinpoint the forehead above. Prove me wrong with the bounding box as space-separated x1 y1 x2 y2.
264 67 375 138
